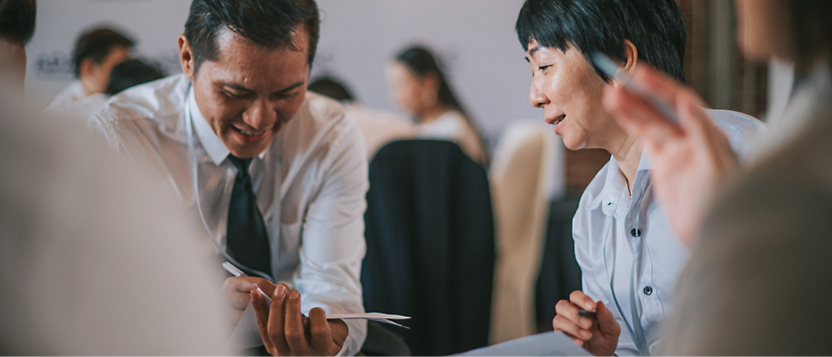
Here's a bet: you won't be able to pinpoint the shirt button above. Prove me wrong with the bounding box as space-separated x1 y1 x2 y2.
630 228 641 237
643 286 653 295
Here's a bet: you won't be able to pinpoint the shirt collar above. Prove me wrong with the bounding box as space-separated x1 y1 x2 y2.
587 149 653 214
189 86 230 165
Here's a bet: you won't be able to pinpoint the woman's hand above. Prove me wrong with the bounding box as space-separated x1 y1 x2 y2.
603 64 739 246
553 291 620 356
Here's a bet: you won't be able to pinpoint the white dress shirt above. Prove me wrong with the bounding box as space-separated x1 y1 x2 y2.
44 79 89 111
89 73 368 356
414 110 487 164
573 109 765 356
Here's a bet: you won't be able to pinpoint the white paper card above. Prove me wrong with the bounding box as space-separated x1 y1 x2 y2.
455 331 592 356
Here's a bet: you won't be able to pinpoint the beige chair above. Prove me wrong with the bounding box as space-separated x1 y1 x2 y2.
488 120 565 344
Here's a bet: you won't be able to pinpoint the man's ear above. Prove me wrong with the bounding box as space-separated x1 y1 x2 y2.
178 34 195 80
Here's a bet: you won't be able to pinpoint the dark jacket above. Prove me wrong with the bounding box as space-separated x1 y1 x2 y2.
361 140 495 355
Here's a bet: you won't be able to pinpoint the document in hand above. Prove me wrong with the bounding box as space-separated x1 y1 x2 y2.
229 290 410 349
454 331 591 356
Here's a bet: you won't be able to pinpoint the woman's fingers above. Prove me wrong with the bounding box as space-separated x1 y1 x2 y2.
553 314 592 340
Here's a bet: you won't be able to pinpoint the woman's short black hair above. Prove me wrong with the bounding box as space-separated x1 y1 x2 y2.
184 0 319 75
0 0 36 46
72 28 135 78
516 0 687 83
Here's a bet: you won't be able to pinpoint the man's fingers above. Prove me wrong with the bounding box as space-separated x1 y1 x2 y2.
284 289 309 352
251 289 276 353
267 284 290 355
555 299 591 329
222 276 269 293
553 314 592 340
308 308 334 351
228 292 251 311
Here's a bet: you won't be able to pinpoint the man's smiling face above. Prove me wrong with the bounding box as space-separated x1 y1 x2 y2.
183 26 310 158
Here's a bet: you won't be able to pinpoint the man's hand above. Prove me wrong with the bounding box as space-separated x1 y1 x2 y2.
251 284 349 356
603 64 739 246
222 276 276 326
553 291 620 356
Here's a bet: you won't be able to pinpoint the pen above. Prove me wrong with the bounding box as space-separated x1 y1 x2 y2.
591 52 680 124
222 261 269 298
578 310 597 319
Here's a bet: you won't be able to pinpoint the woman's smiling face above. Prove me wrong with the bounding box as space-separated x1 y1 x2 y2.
525 39 617 150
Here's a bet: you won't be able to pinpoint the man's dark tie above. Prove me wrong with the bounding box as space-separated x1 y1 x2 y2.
226 155 272 279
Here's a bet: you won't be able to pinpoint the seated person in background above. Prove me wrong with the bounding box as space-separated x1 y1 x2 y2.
45 27 133 110
51 58 164 123
105 58 164 95
515 0 765 355
308 76 413 158
89 0 367 355
386 46 488 165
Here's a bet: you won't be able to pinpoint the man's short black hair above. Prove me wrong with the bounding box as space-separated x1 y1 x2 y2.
516 0 687 83
105 58 165 95
73 27 135 78
0 0 36 46
184 0 320 75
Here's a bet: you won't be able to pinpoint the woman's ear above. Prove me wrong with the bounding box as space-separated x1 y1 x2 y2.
622 39 639 77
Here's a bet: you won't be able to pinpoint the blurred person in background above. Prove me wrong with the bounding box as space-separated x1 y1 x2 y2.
515 0 765 355
604 0 832 354
47 58 164 123
89 0 367 355
309 76 413 158
45 26 133 111
0 0 35 92
0 0 227 354
105 57 164 95
387 45 488 165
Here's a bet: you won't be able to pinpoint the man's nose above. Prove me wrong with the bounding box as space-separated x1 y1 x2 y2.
243 99 275 129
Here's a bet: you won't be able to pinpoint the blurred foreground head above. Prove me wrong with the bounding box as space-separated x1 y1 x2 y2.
0 0 36 92
735 0 832 70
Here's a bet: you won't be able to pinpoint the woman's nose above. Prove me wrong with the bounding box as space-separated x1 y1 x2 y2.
529 76 549 108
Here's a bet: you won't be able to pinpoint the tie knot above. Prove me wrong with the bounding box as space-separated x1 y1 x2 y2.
228 155 253 177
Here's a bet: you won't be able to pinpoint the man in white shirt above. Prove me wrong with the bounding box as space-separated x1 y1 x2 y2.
89 0 367 355
45 27 133 111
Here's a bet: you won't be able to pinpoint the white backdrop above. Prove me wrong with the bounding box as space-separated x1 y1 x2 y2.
25 0 543 146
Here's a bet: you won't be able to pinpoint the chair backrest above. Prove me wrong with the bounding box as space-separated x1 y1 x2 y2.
488 121 564 344
362 139 495 356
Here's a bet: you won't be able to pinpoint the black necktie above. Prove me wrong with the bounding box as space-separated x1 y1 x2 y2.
226 155 272 278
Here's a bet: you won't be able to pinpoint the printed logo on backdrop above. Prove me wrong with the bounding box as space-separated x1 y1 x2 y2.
33 50 181 81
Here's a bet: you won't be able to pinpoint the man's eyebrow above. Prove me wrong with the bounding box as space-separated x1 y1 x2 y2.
276 81 304 93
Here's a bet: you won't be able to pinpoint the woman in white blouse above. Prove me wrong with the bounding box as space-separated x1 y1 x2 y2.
386 46 488 165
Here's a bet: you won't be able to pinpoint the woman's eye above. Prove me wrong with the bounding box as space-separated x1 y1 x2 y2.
538 65 551 72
